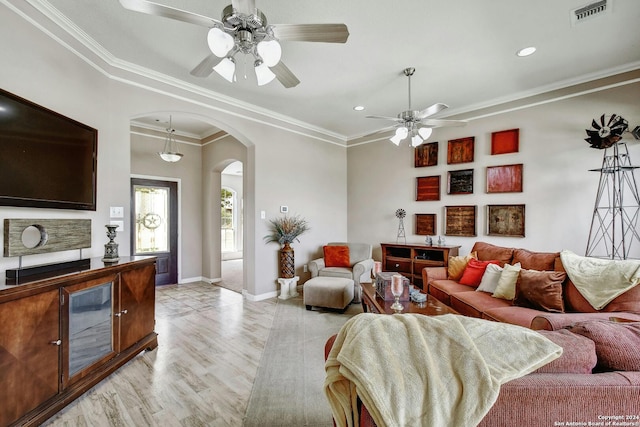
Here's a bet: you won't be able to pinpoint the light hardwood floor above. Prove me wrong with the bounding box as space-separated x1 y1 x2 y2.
42 282 278 427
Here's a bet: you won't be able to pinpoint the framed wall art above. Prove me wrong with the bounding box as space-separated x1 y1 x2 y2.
486 164 523 193
447 169 474 195
415 214 436 235
414 141 438 167
447 136 474 164
491 128 519 155
487 204 525 237
416 175 441 201
445 205 477 237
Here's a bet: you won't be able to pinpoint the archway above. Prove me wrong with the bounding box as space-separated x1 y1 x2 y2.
128 111 253 294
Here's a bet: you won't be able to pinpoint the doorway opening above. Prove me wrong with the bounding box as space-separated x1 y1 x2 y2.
220 161 243 293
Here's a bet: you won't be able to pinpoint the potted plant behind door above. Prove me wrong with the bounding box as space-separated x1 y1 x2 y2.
264 215 310 278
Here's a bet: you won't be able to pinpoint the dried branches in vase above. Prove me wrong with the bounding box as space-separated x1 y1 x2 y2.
264 215 310 246
264 215 310 279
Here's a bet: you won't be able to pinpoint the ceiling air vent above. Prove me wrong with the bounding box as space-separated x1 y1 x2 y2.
571 0 610 25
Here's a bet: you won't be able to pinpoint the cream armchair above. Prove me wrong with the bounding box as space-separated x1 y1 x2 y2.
308 242 374 303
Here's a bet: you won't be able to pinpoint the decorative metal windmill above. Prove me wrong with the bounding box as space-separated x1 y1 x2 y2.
584 114 640 259
395 209 406 244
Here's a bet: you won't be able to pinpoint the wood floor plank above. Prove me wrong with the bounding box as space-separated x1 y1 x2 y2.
42 282 277 427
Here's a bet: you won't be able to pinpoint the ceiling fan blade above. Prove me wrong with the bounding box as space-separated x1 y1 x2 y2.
119 0 220 27
416 103 449 119
270 62 300 88
419 119 468 127
190 54 222 77
271 24 349 43
365 115 404 123
231 0 256 15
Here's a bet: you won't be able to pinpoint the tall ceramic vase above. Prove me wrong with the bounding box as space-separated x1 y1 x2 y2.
279 242 295 278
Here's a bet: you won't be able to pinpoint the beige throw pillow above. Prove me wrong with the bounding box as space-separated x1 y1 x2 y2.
492 262 521 300
448 252 477 281
476 263 504 293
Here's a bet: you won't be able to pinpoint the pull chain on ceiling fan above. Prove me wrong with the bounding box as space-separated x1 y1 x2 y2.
366 67 467 147
119 0 349 88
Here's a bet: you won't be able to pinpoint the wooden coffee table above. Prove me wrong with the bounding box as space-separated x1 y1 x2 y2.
361 282 458 315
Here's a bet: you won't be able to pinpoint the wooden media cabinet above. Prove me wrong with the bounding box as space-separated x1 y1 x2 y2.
0 256 157 427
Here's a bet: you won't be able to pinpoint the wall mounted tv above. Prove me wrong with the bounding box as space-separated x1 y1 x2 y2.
0 88 97 211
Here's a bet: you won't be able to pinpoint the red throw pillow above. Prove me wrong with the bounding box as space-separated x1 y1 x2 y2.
458 259 500 287
324 245 350 268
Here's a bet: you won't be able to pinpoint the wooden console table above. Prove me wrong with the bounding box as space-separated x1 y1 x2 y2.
380 243 460 289
0 256 157 427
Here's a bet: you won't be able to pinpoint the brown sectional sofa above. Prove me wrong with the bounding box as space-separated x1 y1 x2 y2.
325 321 640 427
425 241 640 329
324 242 640 426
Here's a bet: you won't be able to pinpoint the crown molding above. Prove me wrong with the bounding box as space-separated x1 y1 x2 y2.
13 0 348 146
348 65 640 147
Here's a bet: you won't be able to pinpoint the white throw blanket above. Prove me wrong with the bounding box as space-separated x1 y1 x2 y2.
560 250 640 310
324 313 561 427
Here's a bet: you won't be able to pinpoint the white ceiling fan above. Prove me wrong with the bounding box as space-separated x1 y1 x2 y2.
119 0 349 88
366 67 467 147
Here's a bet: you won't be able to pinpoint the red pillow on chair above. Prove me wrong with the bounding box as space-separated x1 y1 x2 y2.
324 245 350 267
458 258 500 287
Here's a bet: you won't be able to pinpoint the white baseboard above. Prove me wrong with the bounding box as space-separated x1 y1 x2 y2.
199 276 222 284
180 276 208 284
244 290 278 301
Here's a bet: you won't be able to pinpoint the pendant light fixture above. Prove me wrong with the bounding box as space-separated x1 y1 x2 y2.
158 115 183 163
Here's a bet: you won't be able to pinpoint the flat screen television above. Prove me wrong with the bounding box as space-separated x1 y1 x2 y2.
0 88 97 211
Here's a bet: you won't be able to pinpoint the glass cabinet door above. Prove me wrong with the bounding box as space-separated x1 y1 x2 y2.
63 275 118 387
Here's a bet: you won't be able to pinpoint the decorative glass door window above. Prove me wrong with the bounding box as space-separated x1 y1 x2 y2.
221 187 235 252
134 185 169 254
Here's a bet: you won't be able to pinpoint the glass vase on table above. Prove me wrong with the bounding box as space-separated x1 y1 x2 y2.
390 274 404 313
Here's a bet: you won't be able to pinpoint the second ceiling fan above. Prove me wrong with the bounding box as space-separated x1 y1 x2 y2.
119 0 349 88
366 67 467 147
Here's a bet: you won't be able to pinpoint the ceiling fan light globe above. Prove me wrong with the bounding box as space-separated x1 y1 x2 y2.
395 126 409 139
389 134 403 146
256 39 282 67
418 127 433 140
213 57 236 82
207 27 234 58
411 135 423 147
255 62 276 86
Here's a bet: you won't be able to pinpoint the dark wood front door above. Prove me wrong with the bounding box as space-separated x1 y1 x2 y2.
131 178 178 285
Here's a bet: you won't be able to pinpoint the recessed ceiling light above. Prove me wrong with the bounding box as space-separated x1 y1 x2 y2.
353 105 365 111
516 46 537 57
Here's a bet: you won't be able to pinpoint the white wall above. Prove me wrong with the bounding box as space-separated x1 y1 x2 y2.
0 3 349 299
348 82 640 260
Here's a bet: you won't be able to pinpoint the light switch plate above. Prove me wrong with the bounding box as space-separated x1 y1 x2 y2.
110 220 124 231
110 206 124 218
